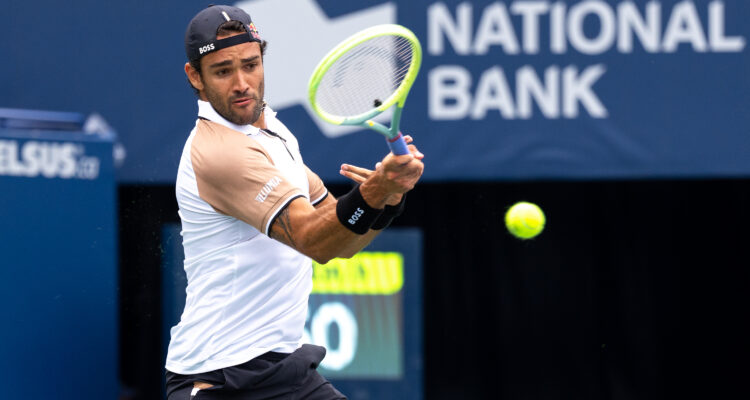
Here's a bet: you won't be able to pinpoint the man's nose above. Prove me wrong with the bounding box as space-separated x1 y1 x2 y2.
232 71 251 93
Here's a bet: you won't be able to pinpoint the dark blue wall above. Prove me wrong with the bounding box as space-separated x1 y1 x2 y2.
2 1 748 183
0 127 118 398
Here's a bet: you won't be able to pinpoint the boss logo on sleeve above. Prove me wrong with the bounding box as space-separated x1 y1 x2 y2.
255 176 282 202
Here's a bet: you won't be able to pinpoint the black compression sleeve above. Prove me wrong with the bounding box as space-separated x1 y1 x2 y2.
371 193 407 230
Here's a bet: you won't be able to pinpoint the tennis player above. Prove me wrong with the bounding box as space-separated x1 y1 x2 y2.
165 5 424 399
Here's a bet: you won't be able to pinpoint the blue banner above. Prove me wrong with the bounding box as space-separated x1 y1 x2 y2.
2 0 748 182
0 122 118 399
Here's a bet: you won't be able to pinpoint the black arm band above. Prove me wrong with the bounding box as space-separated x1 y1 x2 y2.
336 184 383 234
371 193 407 230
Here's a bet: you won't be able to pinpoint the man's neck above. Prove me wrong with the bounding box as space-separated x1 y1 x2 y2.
252 112 267 130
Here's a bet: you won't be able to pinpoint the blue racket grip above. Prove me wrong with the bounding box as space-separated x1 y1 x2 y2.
387 133 410 155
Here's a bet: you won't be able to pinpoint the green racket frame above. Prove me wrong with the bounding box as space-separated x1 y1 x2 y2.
308 24 422 154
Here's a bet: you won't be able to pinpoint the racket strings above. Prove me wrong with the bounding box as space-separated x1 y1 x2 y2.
315 35 414 118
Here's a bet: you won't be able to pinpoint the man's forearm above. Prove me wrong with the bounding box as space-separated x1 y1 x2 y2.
271 150 423 263
335 229 382 259
306 191 387 260
269 197 380 264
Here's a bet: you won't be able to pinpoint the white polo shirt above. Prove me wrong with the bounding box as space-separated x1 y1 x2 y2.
165 101 328 374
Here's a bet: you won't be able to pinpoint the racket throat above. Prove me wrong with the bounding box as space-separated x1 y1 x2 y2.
387 132 403 143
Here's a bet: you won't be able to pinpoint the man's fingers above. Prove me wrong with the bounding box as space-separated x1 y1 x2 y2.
341 164 374 177
408 144 424 159
376 146 425 193
388 153 415 166
340 163 374 184
339 169 366 184
383 157 424 184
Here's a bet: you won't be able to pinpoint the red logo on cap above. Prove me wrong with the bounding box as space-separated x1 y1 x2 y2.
248 22 261 40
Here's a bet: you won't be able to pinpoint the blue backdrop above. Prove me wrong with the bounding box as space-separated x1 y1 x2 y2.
0 113 118 398
2 0 748 183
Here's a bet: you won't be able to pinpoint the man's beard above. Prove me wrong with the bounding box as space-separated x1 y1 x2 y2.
204 79 265 126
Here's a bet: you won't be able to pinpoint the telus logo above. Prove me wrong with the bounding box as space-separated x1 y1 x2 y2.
0 140 100 180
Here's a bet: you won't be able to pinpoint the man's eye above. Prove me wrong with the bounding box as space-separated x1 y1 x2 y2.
244 63 257 70
216 69 230 76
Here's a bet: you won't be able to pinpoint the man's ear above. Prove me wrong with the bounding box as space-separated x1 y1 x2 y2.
185 62 204 92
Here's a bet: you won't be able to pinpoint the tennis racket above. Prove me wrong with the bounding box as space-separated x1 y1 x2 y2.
308 24 422 156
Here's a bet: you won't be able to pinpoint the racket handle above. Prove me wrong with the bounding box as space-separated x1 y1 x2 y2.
387 133 410 155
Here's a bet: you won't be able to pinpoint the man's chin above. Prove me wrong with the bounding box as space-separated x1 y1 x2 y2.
229 106 262 125
229 113 260 126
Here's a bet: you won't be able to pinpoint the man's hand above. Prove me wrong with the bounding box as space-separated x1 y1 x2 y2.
341 135 424 208
341 164 403 206
269 136 424 263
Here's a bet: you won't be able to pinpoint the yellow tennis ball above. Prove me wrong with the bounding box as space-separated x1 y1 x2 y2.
505 202 545 239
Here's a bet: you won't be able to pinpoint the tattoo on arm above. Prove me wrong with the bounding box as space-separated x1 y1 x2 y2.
271 207 297 248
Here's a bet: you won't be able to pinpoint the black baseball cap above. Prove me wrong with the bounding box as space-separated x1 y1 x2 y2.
185 4 262 62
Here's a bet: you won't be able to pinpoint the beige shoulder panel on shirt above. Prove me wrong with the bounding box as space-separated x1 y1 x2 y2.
305 166 328 205
191 119 305 233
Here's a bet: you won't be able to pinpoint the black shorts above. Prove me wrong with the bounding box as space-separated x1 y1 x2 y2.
165 344 346 400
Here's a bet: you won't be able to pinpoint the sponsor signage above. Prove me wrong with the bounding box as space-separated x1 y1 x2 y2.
1 0 748 182
0 139 101 180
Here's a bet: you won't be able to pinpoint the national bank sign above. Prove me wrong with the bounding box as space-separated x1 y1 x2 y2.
237 0 745 129
427 0 745 120
233 0 749 181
